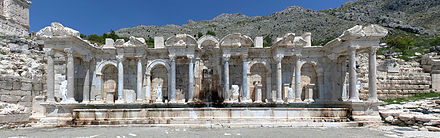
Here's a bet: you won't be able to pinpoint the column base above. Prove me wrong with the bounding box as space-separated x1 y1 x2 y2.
367 98 379 102
275 99 284 104
81 100 90 104
169 100 177 103
304 99 314 103
89 100 104 104
287 99 295 103
115 100 125 104
61 98 76 103
348 98 361 102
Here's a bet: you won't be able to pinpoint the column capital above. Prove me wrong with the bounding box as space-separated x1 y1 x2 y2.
241 54 248 61
295 53 302 57
116 55 124 62
369 47 379 53
44 48 54 57
169 54 176 61
64 48 74 56
273 54 284 62
348 46 359 51
222 54 231 61
187 54 195 60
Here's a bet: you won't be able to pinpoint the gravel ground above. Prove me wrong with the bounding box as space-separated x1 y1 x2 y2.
0 127 388 138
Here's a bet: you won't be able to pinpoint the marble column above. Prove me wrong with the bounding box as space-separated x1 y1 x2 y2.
95 74 103 102
341 58 348 101
348 47 360 102
169 55 177 103
64 48 76 103
45 48 55 103
294 54 302 102
368 47 378 101
136 57 143 102
223 54 231 102
317 72 324 101
274 54 284 103
116 55 125 103
188 55 195 102
82 55 92 103
242 55 250 102
145 74 151 102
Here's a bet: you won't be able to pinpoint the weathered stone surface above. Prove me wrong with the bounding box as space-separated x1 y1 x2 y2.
0 95 20 102
426 126 440 132
20 83 32 91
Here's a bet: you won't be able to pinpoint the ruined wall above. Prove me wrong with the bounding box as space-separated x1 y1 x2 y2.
358 54 432 100
0 36 45 127
0 0 31 37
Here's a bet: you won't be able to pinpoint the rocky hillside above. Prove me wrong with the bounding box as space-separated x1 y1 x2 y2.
115 0 440 45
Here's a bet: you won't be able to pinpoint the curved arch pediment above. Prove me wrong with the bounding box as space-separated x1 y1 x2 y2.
220 33 253 47
165 34 197 47
273 33 307 47
96 60 118 75
197 35 219 49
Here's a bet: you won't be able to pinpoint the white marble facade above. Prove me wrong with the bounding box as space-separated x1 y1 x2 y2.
37 23 388 104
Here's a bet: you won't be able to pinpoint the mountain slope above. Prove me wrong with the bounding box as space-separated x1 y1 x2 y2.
115 0 439 45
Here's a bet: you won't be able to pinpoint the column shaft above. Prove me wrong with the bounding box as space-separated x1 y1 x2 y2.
45 49 55 102
145 74 151 102
368 47 378 101
348 47 360 101
242 58 249 102
223 56 230 102
275 55 283 103
188 57 194 102
64 48 76 103
137 58 143 101
82 58 92 103
295 55 302 101
116 55 124 103
170 58 176 103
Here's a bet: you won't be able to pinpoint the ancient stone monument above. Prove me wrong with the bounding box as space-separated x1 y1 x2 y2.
33 22 389 127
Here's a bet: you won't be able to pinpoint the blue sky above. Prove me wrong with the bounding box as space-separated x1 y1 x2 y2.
30 0 354 35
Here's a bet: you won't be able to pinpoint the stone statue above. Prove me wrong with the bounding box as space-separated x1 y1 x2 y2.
231 85 239 102
155 83 163 102
59 78 67 102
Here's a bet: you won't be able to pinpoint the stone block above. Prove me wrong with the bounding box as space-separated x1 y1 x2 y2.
154 37 164 48
10 90 29 96
124 90 136 103
20 95 32 102
103 38 115 48
13 81 22 90
18 101 32 107
33 83 43 91
1 95 20 102
21 82 32 91
0 81 13 90
254 37 263 48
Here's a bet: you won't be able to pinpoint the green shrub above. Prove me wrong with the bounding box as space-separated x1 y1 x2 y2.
206 30 216 36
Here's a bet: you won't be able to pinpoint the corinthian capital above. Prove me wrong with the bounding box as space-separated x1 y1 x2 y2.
116 55 124 62
222 54 231 61
273 54 284 62
64 48 73 56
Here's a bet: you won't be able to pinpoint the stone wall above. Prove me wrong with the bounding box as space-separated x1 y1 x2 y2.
0 36 45 127
0 0 31 37
358 54 432 100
